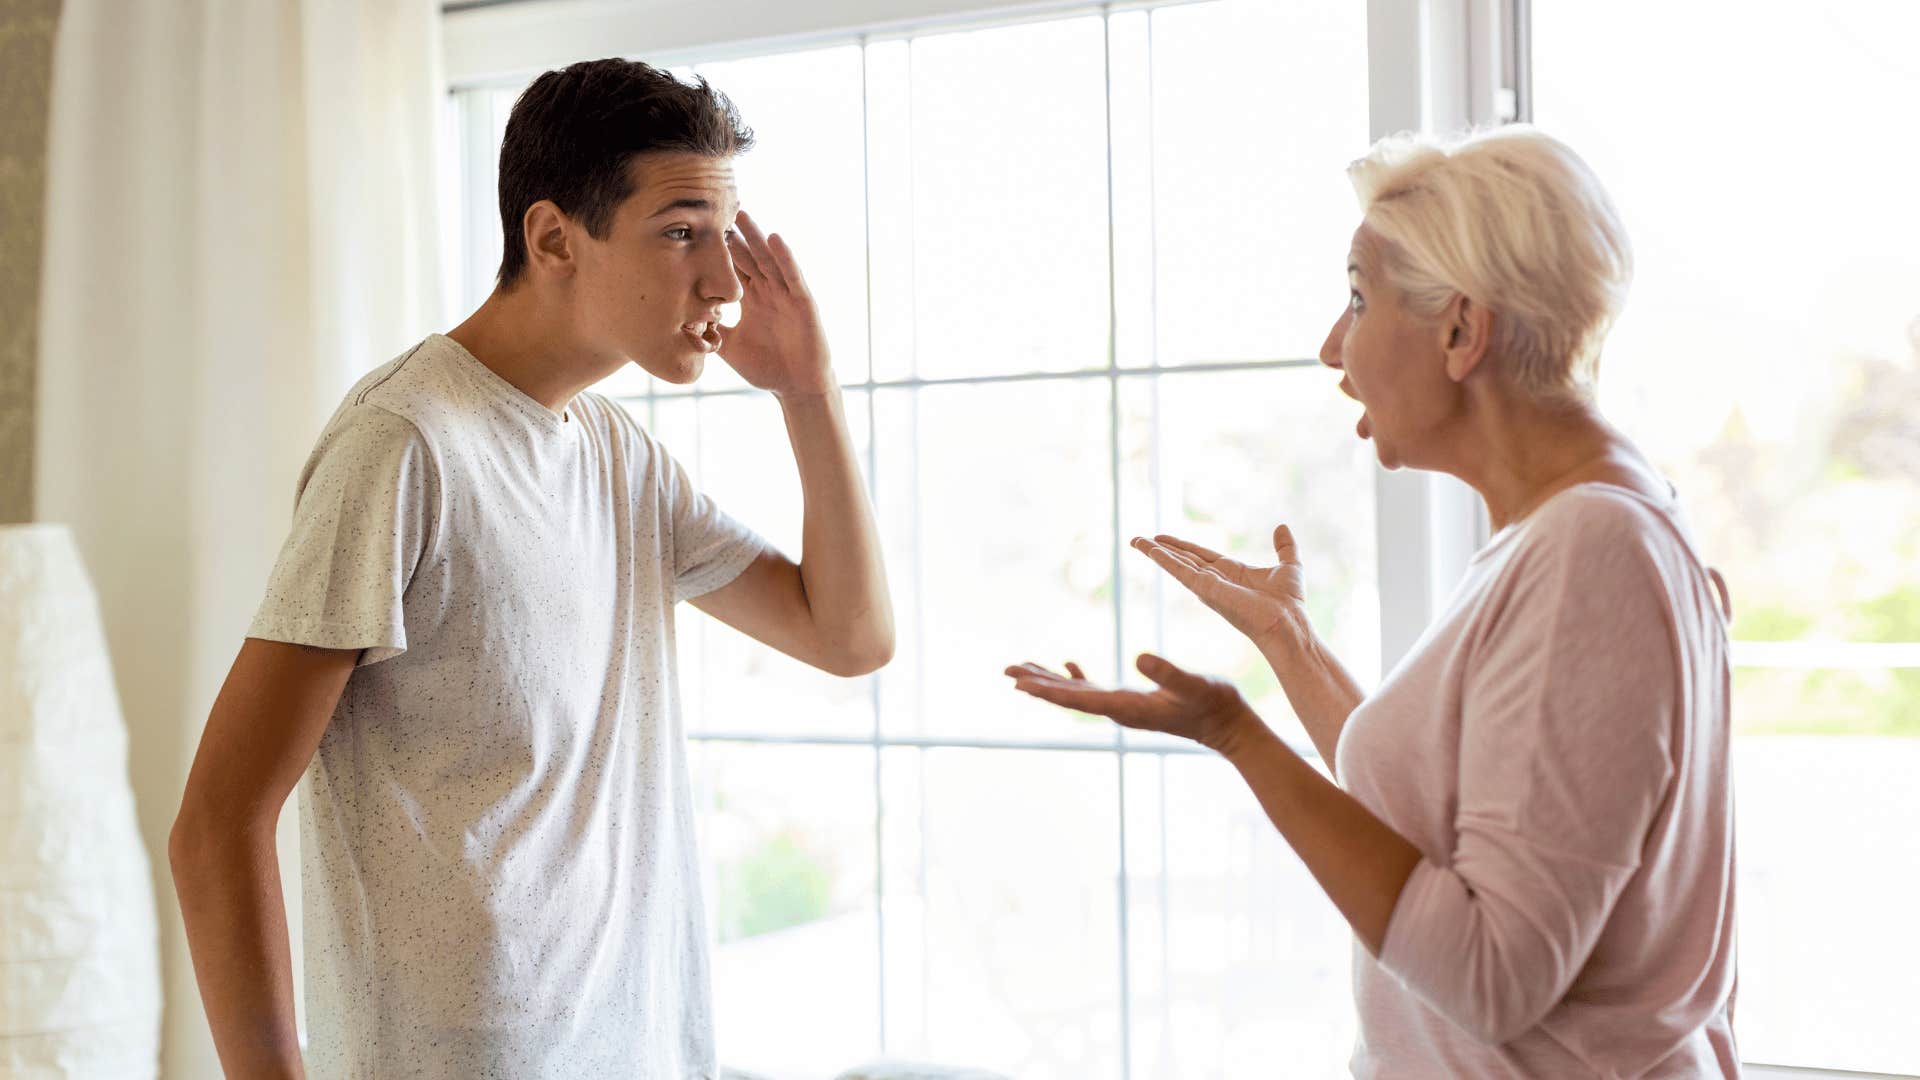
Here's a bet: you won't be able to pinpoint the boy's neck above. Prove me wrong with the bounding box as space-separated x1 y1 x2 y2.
446 287 621 414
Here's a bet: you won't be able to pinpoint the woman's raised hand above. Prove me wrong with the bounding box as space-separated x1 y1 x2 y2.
1132 525 1308 648
1003 655 1260 757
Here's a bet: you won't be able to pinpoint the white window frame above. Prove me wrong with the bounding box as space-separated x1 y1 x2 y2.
1362 0 1499 666
442 3 1908 1078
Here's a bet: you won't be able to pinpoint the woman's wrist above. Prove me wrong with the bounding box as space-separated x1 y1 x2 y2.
1253 606 1319 680
1210 701 1279 764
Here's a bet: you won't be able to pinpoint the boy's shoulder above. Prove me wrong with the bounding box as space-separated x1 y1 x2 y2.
341 337 455 431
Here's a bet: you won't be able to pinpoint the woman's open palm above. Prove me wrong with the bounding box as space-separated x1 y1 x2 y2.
1133 524 1308 646
1004 654 1252 754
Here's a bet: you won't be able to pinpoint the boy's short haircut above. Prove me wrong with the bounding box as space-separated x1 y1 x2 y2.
495 58 754 289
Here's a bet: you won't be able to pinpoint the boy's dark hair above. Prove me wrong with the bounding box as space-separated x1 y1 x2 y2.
495 58 754 288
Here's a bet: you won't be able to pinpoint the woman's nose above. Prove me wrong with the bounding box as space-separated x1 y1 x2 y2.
1318 312 1347 369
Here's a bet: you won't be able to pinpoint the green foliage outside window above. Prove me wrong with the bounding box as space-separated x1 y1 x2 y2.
1689 328 1920 738
716 829 836 943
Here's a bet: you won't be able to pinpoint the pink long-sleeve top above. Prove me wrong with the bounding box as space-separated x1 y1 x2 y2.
1335 482 1741 1078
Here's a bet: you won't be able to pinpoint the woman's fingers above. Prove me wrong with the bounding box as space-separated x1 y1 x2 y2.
1134 652 1201 692
1136 541 1237 607
1004 660 1097 693
1132 537 1203 577
1151 534 1224 564
1143 527 1301 572
1010 673 1127 717
1138 545 1203 591
1272 523 1299 563
1006 661 1148 719
1014 679 1098 709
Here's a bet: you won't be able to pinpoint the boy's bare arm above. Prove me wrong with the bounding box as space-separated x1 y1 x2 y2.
170 638 357 1080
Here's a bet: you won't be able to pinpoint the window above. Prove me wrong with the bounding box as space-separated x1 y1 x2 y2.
1532 3 1920 1074
454 2 1377 1075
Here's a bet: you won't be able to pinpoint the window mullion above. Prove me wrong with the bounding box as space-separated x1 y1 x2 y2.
1099 9 1137 1077
857 34 889 1058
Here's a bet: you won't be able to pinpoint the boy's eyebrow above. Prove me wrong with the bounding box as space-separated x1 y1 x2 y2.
648 197 716 217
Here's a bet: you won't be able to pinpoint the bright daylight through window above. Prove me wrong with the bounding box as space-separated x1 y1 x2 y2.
1532 2 1920 1075
450 0 1920 1076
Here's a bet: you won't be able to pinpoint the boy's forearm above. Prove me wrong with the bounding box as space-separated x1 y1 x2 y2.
170 819 307 1080
777 385 894 667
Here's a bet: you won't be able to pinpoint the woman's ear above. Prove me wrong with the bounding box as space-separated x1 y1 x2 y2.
1441 294 1494 383
521 200 575 280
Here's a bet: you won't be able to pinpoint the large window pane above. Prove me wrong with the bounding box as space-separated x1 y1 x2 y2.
1534 3 1920 1072
687 391 877 738
1534 2 1920 653
880 748 1123 1078
1731 736 1920 1073
456 85 521 311
1123 753 1354 1077
695 742 880 1078
1147 1 1369 367
907 18 1111 379
690 46 871 392
874 381 1117 745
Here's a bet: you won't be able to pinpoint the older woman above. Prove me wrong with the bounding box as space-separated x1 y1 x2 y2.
1007 126 1739 1078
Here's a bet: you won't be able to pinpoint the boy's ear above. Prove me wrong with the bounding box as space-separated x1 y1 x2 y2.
522 200 575 279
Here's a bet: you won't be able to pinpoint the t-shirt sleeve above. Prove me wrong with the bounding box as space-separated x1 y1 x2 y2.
247 404 439 666
651 436 767 604
1375 495 1681 1044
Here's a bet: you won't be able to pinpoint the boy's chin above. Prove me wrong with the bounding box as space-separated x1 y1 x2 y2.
636 351 704 386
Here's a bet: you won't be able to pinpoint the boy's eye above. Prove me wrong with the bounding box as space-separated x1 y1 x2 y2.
666 227 693 241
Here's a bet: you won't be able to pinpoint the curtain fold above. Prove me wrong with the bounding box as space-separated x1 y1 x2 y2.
36 2 449 1073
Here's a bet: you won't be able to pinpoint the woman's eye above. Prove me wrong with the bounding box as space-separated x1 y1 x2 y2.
1349 290 1364 313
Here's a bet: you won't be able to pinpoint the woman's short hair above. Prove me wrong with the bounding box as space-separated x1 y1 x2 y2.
1348 126 1632 405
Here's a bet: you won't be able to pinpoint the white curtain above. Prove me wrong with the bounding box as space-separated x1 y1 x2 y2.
35 1 450 1073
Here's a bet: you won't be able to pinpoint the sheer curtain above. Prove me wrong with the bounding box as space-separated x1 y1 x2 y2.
35 1 449 1073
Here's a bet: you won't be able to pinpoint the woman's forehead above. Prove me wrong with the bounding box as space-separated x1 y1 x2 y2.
1348 222 1384 271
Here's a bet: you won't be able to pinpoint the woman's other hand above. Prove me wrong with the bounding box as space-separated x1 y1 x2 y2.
1132 524 1309 649
1004 654 1263 758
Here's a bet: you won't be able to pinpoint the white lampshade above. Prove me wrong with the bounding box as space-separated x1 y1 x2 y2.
0 524 162 1077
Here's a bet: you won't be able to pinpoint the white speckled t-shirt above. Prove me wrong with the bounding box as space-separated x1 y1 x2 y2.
248 333 765 1079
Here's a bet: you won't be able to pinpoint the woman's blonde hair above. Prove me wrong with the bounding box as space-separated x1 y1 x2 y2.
1348 126 1632 405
